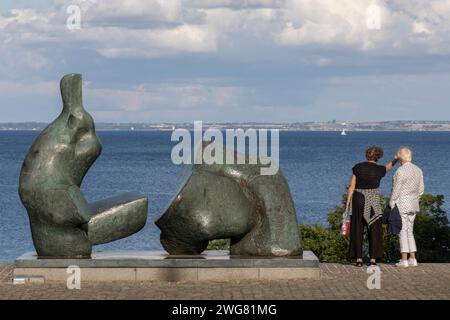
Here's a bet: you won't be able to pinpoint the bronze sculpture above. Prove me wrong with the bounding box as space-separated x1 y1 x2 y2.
19 73 148 258
18 73 301 259
156 143 302 256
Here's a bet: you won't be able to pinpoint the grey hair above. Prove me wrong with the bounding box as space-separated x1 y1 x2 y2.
397 146 413 163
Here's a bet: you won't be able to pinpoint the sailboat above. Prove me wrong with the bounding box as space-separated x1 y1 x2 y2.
341 129 347 136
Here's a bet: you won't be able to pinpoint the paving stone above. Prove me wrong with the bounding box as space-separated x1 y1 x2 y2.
0 263 449 300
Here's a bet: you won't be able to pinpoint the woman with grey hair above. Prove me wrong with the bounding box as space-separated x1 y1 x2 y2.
390 147 425 268
345 146 399 267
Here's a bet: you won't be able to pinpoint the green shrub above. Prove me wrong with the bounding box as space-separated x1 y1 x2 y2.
299 224 348 262
207 239 230 250
415 195 450 262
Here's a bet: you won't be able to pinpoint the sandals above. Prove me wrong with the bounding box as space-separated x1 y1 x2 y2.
355 259 377 267
355 260 377 266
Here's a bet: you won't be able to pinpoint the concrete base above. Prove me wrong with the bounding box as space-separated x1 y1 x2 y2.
14 250 320 283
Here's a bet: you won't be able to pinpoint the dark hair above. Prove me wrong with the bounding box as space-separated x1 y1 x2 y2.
366 146 384 162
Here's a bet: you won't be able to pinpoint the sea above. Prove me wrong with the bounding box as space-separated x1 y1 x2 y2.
1 130 449 262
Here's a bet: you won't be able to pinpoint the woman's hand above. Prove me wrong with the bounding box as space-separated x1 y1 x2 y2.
345 202 351 214
344 202 350 214
386 156 400 172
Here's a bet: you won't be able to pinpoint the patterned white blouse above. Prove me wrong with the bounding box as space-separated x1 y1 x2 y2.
389 162 425 214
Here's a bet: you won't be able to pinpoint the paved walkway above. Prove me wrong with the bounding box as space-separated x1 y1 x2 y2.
0 263 449 300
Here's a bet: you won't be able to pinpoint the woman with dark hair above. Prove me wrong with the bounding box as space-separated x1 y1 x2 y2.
345 146 399 266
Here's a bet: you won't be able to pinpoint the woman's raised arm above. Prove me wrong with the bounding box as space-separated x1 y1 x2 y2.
385 156 399 172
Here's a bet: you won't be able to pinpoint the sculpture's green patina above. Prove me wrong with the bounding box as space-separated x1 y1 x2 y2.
156 144 303 257
19 74 148 258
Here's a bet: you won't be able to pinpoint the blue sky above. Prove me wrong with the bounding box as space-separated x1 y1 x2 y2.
1 0 450 123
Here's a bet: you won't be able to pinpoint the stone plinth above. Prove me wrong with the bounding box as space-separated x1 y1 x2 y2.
14 250 320 283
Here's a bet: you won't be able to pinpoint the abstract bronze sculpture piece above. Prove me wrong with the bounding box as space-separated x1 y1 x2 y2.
156 144 302 256
19 74 148 258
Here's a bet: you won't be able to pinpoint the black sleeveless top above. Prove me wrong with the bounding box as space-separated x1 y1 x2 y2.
352 162 386 189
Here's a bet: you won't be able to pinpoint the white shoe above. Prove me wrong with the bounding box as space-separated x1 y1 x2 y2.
396 260 409 268
408 258 418 267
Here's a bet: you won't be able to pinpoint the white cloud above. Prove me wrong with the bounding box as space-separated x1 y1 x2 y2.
0 9 40 28
0 81 58 96
84 0 183 25
188 0 285 9
87 25 217 58
413 21 432 35
0 44 49 74
0 1 218 61
83 81 244 121
316 57 331 66
276 0 450 54
278 0 392 51
2 0 450 62
0 77 244 122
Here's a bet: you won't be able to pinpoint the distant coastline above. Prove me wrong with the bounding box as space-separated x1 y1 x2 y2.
2 121 450 132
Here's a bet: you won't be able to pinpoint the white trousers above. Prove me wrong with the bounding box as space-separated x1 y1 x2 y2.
399 212 417 253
